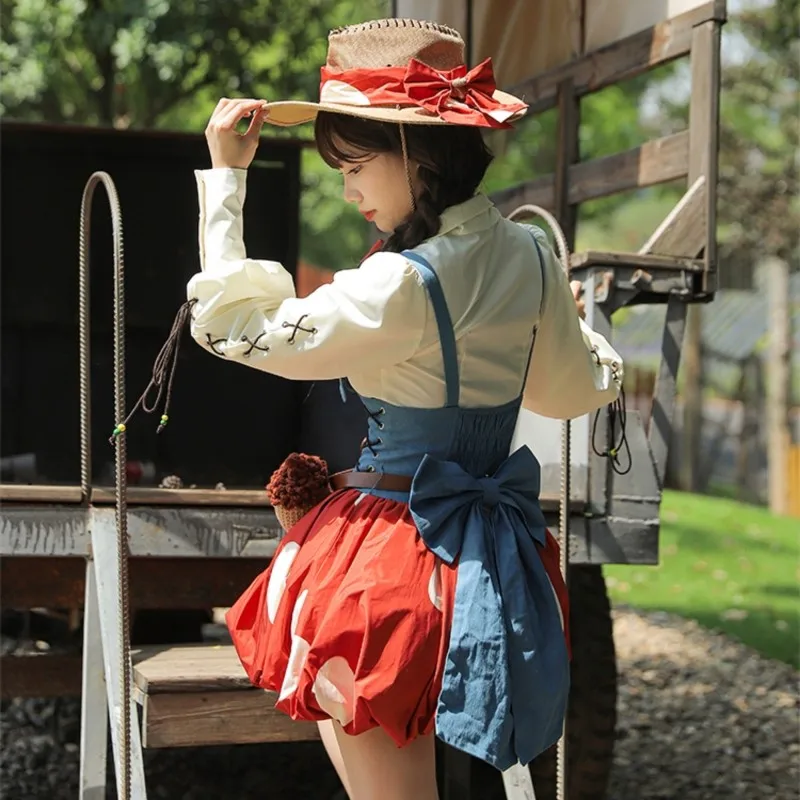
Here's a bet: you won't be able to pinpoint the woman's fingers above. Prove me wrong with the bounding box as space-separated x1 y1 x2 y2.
242 108 268 139
570 280 586 319
205 98 269 169
214 99 268 132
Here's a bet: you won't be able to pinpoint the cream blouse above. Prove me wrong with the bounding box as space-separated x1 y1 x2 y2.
188 168 622 419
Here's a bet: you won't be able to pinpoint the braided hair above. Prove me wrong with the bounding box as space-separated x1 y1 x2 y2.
315 112 493 253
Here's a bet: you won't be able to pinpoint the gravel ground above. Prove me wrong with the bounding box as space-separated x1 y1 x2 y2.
1 606 797 800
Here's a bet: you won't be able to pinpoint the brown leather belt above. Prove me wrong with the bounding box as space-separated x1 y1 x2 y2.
330 469 413 492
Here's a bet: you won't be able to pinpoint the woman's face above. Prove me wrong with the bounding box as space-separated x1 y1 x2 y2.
340 151 417 233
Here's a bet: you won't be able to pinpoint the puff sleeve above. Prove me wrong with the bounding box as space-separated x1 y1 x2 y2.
522 229 624 419
187 168 427 381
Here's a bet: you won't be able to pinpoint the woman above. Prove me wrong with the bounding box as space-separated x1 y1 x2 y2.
188 19 623 800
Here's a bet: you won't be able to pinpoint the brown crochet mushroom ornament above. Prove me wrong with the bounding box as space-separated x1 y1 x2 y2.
266 452 332 532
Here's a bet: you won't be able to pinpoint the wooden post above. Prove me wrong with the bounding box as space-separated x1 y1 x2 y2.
680 306 703 492
767 256 791 515
680 20 721 492
554 78 580 250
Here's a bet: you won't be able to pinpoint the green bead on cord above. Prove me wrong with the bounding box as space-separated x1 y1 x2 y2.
157 414 169 433
111 423 127 437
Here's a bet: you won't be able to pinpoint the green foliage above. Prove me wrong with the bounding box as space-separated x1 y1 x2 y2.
0 0 389 268
2 0 796 271
717 1 799 270
483 73 659 229
652 0 799 272
0 0 388 128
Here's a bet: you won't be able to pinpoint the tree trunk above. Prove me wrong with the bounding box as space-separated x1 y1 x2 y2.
766 257 791 514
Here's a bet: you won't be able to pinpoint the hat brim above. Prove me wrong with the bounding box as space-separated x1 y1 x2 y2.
263 89 527 127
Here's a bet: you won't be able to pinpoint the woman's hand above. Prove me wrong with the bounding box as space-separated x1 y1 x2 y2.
205 98 269 170
570 280 586 319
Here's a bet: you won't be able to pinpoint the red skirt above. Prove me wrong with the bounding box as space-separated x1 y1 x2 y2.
226 489 569 748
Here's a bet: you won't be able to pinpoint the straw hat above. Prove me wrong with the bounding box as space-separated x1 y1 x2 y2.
263 19 528 129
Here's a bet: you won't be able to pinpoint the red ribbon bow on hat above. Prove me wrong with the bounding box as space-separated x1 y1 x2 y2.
403 57 515 127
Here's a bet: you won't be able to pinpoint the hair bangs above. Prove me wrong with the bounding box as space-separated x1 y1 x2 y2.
314 112 396 168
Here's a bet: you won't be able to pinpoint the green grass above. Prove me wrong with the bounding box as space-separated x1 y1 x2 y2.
604 491 800 668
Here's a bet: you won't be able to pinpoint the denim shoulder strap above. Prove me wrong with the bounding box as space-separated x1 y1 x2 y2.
402 250 460 408
520 229 547 392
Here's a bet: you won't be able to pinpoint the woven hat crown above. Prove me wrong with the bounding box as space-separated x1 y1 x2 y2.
326 19 466 71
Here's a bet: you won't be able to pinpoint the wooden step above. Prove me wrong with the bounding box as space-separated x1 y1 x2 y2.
132 643 319 748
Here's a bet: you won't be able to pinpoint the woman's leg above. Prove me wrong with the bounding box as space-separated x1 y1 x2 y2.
318 720 354 798
331 723 439 800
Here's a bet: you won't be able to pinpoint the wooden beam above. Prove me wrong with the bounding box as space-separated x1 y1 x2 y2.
141 690 319 748
569 251 704 272
0 653 83 698
509 1 727 115
0 483 274 507
493 131 690 216
1 557 85 607
1 557 271 609
640 177 707 258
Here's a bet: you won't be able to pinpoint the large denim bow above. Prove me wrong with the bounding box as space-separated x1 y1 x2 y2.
409 446 569 770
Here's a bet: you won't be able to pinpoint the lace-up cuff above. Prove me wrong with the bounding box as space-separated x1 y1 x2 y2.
188 169 428 381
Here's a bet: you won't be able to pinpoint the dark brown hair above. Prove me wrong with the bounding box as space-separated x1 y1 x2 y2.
314 111 493 252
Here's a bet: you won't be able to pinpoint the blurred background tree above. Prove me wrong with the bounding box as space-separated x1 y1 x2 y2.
1 0 796 272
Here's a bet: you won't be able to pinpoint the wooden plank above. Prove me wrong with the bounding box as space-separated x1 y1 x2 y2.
494 131 690 217
569 251 704 272
0 507 91 556
1 505 280 558
142 690 319 748
133 643 252 693
0 483 273 507
90 506 282 559
570 131 690 206
640 177 707 258
0 484 83 504
509 1 727 115
0 652 83 698
1 556 85 606
1 557 270 609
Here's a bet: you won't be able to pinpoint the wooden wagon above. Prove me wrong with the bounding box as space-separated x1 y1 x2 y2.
0 0 725 797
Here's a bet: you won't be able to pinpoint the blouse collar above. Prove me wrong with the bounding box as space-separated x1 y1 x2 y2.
437 193 498 236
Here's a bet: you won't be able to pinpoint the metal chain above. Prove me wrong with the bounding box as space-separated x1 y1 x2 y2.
78 172 133 800
508 204 571 800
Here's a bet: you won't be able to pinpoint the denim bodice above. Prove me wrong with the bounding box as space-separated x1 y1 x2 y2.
342 241 569 771
355 397 521 480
